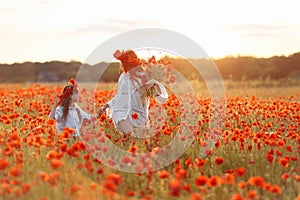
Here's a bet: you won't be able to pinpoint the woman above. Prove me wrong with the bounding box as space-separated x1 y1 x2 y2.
49 78 98 137
98 50 168 135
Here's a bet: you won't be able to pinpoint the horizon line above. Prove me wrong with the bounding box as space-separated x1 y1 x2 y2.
1 51 299 65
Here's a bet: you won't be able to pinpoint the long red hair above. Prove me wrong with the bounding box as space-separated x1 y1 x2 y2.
57 78 79 121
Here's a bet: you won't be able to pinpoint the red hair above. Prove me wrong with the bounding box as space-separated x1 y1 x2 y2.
57 78 79 121
113 50 142 72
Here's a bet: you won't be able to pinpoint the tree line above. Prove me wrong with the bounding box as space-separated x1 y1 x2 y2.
0 52 300 83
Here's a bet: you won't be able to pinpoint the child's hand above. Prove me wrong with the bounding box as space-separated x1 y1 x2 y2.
97 104 108 118
154 83 162 95
97 108 105 117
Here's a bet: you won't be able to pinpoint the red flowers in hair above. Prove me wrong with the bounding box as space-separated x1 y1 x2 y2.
113 49 142 69
113 50 125 60
68 78 78 90
57 78 78 105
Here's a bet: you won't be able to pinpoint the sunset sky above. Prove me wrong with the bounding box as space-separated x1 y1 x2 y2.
0 0 299 64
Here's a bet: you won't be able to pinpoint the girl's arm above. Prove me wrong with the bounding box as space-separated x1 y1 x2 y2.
153 82 168 104
154 83 162 95
145 80 168 104
97 103 109 117
98 73 125 117
49 95 59 119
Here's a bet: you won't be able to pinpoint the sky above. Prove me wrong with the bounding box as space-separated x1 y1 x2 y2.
0 0 300 64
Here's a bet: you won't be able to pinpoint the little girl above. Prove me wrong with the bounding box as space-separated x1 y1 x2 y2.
49 78 98 137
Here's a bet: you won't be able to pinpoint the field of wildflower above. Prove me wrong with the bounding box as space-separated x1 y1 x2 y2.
0 80 299 200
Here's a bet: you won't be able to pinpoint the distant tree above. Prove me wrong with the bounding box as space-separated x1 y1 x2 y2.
1 52 300 82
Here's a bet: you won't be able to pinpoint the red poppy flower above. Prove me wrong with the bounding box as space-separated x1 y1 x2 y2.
47 118 56 126
207 176 221 187
221 173 235 185
248 176 264 188
90 183 97 190
121 156 135 165
102 181 117 192
236 167 246 177
168 178 181 197
294 175 300 182
237 181 247 189
21 183 31 195
0 159 10 170
247 190 258 199
279 156 290 168
231 194 244 200
266 154 274 164
70 184 82 194
190 193 202 200
194 176 208 186
48 171 61 186
158 170 170 179
126 190 135 197
85 160 94 173
106 173 122 185
128 145 138 153
281 173 289 180
113 49 124 59
131 112 138 120
195 158 206 168
39 172 49 182
50 158 63 169
9 166 22 177
175 168 187 179
215 157 224 165
269 184 281 194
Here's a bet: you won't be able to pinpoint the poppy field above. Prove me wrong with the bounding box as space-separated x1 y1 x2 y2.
0 81 300 200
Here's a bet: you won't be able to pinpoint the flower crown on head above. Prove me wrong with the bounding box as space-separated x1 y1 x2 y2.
57 78 78 105
68 78 78 89
113 49 124 60
114 49 176 84
113 49 142 67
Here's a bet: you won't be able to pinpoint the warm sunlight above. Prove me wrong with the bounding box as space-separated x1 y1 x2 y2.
0 0 299 63
1 2 300 200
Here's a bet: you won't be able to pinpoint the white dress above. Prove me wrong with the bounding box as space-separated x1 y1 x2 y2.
55 105 92 137
107 72 168 129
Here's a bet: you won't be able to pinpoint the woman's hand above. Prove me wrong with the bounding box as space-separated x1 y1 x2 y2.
153 83 162 95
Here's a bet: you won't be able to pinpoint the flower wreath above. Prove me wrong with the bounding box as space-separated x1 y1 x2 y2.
113 49 175 84
57 78 79 105
113 49 142 68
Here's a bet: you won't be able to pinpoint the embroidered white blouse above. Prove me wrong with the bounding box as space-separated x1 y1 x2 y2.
107 72 168 128
55 105 92 136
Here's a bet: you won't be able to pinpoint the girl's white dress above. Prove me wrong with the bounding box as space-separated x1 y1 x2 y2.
107 72 168 129
55 105 92 136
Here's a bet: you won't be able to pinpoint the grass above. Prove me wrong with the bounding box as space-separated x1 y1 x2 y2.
0 80 299 200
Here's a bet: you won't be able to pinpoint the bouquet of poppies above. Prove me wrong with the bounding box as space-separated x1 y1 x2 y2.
144 56 176 84
138 56 176 105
